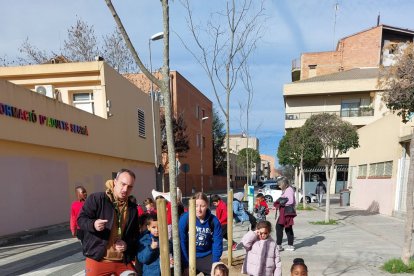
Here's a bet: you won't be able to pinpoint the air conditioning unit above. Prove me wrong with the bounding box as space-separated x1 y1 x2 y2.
34 85 54 98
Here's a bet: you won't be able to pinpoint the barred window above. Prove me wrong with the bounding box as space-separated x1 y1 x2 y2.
369 161 393 177
137 109 146 138
358 164 367 178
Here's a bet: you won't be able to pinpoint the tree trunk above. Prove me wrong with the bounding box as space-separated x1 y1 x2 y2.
226 89 231 193
294 167 299 204
402 134 414 265
159 2 181 274
104 0 181 273
324 164 331 223
300 157 307 209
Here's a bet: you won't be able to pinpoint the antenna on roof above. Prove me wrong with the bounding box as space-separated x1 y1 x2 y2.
333 1 339 51
377 12 381 26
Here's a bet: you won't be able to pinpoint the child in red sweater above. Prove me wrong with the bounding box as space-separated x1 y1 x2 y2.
253 193 269 222
70 186 87 241
212 195 237 251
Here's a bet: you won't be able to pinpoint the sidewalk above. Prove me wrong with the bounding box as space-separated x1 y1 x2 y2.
1 199 409 275
225 201 408 275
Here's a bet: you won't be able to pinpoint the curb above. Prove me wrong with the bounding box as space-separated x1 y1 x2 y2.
0 222 69 247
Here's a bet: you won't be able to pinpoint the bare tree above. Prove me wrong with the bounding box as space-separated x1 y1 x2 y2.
63 19 100 62
0 55 14 66
239 58 254 186
102 28 137 73
179 0 265 193
17 19 135 72
18 38 51 64
104 1 181 274
378 42 414 265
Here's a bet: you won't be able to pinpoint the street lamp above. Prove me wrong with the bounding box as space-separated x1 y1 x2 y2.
149 31 164 191
200 116 209 192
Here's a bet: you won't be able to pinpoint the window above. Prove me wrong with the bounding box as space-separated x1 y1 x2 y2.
308 64 317 78
196 133 201 147
137 109 146 138
196 105 200 119
358 164 367 178
341 98 371 117
369 161 393 178
202 109 205 118
202 136 206 148
73 92 94 114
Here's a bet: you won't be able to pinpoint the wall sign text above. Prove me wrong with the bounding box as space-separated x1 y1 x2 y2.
0 102 88 136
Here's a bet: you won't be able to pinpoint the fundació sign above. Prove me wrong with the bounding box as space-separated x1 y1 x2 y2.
0 102 89 136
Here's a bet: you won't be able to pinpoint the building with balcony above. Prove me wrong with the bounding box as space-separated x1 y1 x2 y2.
283 24 414 215
0 61 159 236
124 71 214 195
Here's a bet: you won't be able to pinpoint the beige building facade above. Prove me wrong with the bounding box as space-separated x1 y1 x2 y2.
283 24 414 215
347 113 412 216
0 62 158 236
225 134 260 185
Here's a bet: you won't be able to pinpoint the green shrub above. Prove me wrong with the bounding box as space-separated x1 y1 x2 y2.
309 219 338 225
382 258 414 274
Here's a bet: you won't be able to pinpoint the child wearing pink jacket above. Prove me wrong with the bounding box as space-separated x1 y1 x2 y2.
240 220 282 276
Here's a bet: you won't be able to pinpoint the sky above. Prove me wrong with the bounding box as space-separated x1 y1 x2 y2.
1 0 414 166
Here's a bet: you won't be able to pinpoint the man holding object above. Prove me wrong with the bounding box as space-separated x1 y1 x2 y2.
78 169 139 275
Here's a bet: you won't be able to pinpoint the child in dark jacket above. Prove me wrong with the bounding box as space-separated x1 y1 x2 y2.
137 213 172 276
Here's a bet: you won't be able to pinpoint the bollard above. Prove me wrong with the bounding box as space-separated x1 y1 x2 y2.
156 199 171 276
227 189 234 267
189 199 196 276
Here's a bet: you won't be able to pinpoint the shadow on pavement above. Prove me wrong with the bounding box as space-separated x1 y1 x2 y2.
294 235 325 250
336 200 380 220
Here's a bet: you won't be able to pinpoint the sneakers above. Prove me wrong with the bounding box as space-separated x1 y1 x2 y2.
276 245 284 252
285 245 295 251
232 242 238 251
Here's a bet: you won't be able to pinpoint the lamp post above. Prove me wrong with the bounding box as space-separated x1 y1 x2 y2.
200 116 209 192
149 31 164 191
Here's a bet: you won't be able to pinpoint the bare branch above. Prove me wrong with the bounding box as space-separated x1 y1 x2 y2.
104 0 161 87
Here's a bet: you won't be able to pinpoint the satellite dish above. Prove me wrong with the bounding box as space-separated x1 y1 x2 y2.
36 86 47 96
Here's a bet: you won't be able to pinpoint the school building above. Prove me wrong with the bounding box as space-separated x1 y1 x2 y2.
0 61 159 236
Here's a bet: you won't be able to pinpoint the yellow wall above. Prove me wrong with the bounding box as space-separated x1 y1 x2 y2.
0 62 158 236
348 113 412 215
0 140 154 236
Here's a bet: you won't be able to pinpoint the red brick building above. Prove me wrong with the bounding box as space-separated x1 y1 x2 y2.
125 71 216 195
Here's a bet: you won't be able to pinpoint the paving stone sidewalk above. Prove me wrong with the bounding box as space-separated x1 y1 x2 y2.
224 201 409 275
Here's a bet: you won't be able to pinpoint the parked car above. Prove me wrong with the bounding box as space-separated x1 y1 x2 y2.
258 182 317 204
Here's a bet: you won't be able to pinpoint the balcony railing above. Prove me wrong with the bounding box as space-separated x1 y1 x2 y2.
340 108 374 117
291 58 300 71
285 109 374 120
285 111 340 120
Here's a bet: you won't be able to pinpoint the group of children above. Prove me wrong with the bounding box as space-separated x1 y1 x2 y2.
133 191 229 276
211 191 308 276
129 189 306 276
